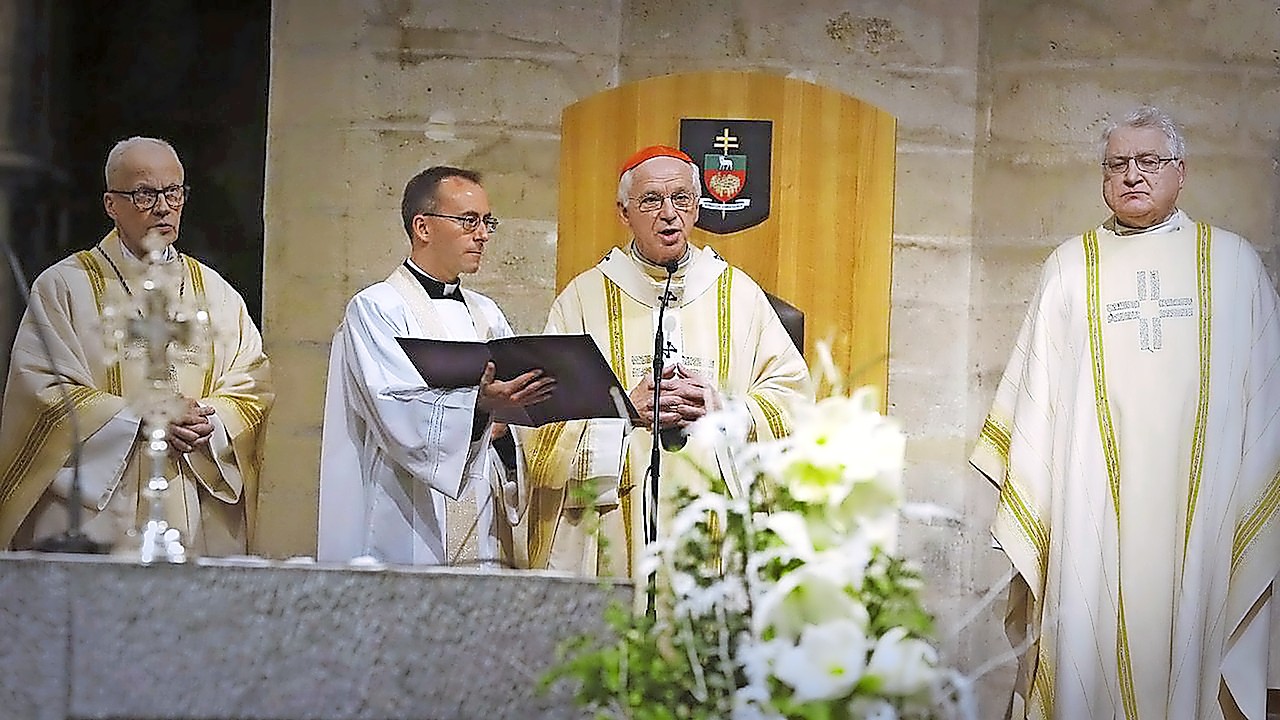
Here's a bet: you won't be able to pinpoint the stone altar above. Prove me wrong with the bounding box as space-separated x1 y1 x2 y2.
0 553 626 719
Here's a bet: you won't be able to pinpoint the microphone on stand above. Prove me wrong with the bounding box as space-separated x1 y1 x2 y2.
1 209 106 554
656 260 687 452
644 259 680 548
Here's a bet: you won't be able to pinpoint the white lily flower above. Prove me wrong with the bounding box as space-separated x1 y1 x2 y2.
847 697 899 720
772 619 870 702
865 626 939 696
764 389 906 512
737 636 786 688
763 511 817 561
754 560 869 639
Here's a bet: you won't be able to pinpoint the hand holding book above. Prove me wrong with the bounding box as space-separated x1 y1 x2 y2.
395 334 638 427
476 362 555 415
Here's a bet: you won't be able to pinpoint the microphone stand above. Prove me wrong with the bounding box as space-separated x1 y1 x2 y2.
644 261 677 617
2 211 106 554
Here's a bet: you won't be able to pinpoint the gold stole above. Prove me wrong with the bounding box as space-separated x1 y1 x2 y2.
384 266 492 565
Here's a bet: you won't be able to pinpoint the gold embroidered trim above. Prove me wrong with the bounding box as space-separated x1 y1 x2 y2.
74 252 122 395
979 416 1012 462
998 471 1050 582
0 385 103 506
750 391 788 439
717 268 732 386
1084 230 1139 719
1183 223 1212 559
604 279 626 382
184 257 215 398
1233 467 1280 573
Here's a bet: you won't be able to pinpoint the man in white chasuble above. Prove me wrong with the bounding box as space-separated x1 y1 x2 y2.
522 145 812 581
0 137 274 555
972 106 1280 719
319 167 554 567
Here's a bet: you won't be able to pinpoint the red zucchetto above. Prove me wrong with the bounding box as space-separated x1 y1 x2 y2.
619 145 693 177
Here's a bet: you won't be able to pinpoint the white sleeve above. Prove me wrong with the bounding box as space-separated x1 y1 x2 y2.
51 407 142 510
340 293 485 499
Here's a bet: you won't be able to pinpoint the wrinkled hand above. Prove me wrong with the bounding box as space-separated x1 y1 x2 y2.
665 364 721 427
630 363 718 430
477 362 556 413
168 397 215 454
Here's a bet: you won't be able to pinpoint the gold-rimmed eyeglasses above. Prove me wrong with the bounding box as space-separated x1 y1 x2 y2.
420 212 500 233
630 190 697 213
106 184 190 211
1102 155 1179 175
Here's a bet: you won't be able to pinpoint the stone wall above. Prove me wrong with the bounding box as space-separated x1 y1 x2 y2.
263 0 1280 715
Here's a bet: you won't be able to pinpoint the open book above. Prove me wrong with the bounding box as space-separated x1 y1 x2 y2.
395 333 638 427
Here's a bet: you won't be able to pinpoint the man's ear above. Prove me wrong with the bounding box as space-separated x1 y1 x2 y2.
412 214 430 243
617 202 629 225
103 193 117 221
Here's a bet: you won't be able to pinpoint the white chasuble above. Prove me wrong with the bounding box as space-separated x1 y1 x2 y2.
972 211 1280 720
0 231 273 555
318 264 521 567
520 243 812 579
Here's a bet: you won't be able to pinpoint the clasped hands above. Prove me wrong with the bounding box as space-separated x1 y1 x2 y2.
168 397 215 454
628 363 721 430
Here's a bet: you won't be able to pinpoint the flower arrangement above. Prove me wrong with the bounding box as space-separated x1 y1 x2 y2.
547 383 973 720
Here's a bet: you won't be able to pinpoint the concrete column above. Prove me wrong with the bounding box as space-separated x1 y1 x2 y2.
0 0 57 397
0 0 20 395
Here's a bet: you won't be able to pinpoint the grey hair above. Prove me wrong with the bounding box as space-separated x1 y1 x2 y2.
616 156 702 207
104 136 179 186
1101 106 1186 160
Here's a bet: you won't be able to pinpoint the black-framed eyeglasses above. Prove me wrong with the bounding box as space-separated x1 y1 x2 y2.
1102 155 1179 175
630 190 697 213
419 212 500 233
106 184 190 211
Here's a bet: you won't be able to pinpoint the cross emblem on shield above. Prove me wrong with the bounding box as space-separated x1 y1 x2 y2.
679 119 772 234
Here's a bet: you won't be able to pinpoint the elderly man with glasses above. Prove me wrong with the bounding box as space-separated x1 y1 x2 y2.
521 145 812 580
972 106 1280 718
0 136 274 555
319 166 553 567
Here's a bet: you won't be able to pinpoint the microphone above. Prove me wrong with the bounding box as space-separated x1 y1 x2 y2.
1 211 106 553
656 259 686 451
644 259 680 547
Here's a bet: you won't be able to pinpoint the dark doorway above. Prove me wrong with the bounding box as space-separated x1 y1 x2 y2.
36 0 270 321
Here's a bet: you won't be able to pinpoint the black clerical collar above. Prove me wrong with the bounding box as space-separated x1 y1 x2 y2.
404 261 464 303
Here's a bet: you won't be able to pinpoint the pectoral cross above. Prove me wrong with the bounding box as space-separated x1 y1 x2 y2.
125 277 203 393
1105 270 1194 352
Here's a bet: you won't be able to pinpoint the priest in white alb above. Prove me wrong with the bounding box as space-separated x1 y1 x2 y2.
521 145 812 580
318 167 554 567
0 136 273 555
972 106 1280 719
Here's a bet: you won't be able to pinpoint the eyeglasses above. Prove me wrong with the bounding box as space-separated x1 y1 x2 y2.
419 212 499 233
630 190 697 213
1102 155 1179 175
106 184 190 211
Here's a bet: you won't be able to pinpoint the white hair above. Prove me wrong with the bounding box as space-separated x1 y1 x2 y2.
104 136 179 186
1101 106 1186 160
616 156 702 206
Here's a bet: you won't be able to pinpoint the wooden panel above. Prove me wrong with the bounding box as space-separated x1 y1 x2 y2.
558 71 896 401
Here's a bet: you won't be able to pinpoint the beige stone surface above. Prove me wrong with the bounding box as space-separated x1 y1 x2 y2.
258 0 1280 714
894 151 978 236
0 554 626 720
